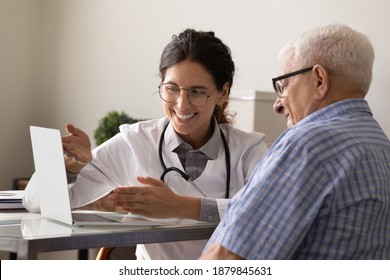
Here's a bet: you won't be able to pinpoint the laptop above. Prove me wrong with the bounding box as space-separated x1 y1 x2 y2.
29 125 163 226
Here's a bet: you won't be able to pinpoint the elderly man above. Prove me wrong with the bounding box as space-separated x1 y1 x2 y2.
200 24 390 259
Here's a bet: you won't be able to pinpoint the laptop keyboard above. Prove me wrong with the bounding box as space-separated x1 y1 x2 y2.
72 212 120 223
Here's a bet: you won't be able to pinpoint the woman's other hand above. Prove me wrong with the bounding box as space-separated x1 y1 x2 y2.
109 176 201 220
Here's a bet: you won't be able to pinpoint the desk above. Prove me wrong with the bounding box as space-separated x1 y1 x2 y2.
0 212 216 260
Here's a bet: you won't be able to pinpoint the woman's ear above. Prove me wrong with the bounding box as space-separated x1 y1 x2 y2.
313 65 329 100
217 82 230 105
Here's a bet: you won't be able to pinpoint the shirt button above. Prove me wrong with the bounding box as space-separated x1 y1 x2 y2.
207 215 213 221
188 152 194 158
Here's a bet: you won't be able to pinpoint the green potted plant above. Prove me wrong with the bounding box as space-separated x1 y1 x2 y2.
94 111 142 145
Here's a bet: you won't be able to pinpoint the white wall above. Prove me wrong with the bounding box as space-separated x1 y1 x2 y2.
0 0 41 188
1 0 390 187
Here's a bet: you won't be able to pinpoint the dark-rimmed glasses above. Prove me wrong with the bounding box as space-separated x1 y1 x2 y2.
272 66 314 97
158 83 217 107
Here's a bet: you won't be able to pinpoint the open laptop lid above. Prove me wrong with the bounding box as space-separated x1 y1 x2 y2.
28 126 175 227
30 126 73 225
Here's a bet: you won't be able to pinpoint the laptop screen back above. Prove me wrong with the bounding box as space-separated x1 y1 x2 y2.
30 126 73 225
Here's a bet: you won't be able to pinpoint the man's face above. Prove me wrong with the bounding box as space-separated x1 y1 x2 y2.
273 62 317 128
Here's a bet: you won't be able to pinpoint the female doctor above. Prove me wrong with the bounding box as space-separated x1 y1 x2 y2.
23 29 268 259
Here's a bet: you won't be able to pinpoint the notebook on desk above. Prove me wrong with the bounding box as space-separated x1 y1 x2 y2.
0 190 24 209
29 125 162 226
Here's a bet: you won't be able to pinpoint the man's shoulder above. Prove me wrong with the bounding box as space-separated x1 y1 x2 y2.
282 116 389 158
275 119 354 158
284 121 335 143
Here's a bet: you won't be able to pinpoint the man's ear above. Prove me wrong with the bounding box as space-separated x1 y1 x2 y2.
313 65 330 100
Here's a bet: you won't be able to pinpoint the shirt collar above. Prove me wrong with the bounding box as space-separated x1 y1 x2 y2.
164 117 221 160
298 98 372 127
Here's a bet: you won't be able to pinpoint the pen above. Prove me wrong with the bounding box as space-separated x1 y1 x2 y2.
187 179 207 197
89 161 121 188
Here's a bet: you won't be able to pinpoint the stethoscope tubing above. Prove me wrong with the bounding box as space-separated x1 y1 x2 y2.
158 121 230 198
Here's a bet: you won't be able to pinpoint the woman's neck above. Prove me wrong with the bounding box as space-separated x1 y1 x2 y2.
179 120 214 149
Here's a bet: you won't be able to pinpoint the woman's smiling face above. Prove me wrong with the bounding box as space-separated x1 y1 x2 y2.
162 60 226 149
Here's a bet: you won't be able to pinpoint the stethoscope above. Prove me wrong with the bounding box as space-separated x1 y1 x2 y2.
158 122 231 198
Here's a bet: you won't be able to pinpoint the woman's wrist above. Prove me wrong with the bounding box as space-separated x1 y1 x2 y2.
65 157 87 174
176 195 201 220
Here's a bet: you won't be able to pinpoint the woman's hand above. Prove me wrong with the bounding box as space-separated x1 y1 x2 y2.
62 124 92 174
109 176 201 220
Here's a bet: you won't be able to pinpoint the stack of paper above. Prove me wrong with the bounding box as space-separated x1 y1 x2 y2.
0 190 24 209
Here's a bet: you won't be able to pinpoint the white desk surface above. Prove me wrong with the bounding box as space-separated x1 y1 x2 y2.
0 210 216 259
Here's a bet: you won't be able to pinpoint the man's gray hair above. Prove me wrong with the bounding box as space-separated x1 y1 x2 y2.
279 24 375 94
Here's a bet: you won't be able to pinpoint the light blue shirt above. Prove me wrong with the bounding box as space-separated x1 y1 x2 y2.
205 99 390 259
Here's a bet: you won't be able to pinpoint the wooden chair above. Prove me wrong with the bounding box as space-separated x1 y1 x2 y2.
97 246 136 260
97 247 114 260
